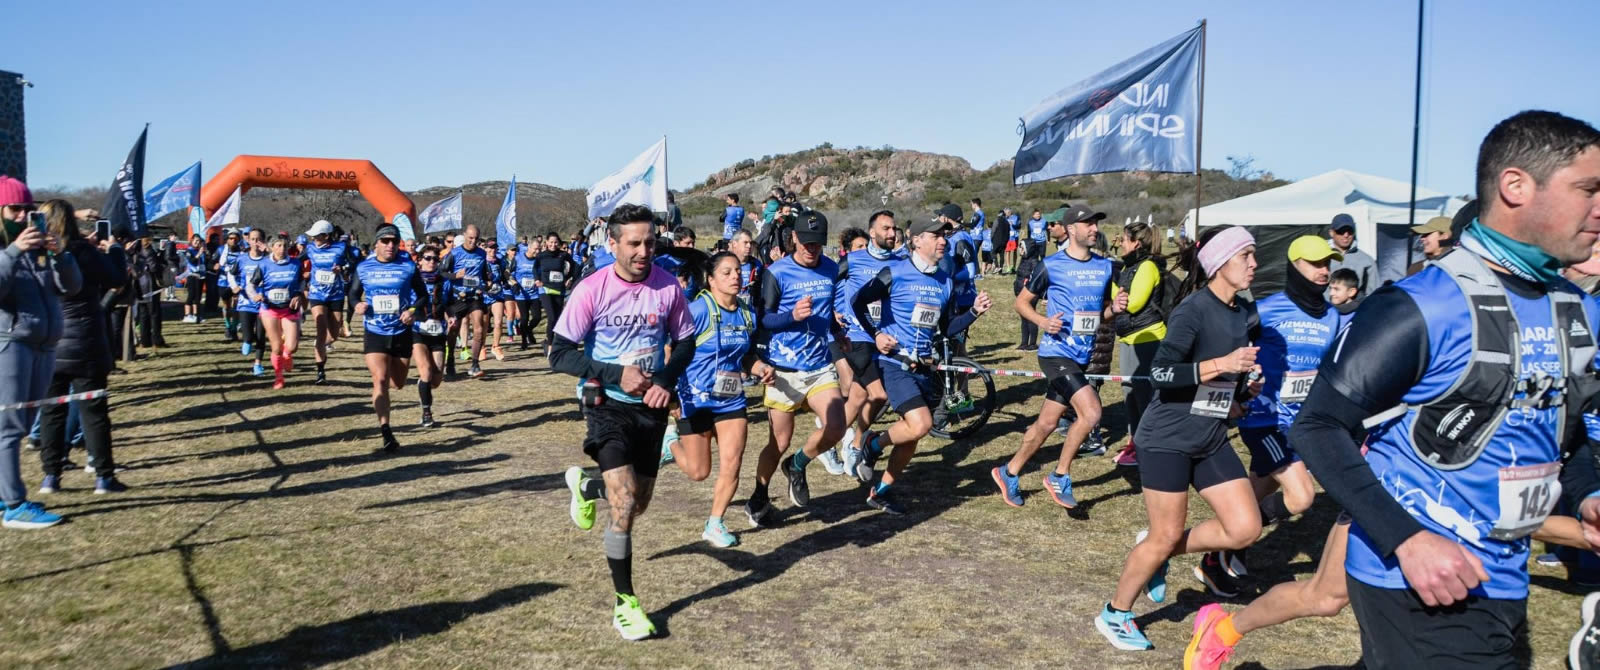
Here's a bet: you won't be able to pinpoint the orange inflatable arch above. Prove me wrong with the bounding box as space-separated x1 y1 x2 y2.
200 155 417 233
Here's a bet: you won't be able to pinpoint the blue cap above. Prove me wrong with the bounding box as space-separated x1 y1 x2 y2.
1330 213 1356 231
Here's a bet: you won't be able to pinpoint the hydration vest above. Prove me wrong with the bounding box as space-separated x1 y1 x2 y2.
1363 249 1599 469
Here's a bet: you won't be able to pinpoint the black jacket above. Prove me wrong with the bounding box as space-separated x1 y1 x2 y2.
55 237 126 378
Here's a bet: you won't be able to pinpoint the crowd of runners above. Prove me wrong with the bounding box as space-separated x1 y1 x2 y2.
1 109 1598 669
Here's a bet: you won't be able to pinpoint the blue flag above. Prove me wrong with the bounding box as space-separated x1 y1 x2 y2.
1013 25 1202 185
419 192 463 234
145 161 201 222
494 177 517 243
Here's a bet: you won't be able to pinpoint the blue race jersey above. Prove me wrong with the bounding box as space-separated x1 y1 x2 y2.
862 258 974 363
412 270 449 337
723 205 746 239
678 293 755 416
1007 214 1020 240
231 252 266 313
305 240 354 302
183 247 206 281
352 255 427 336
943 230 980 308
1341 266 1600 599
758 255 838 371
836 246 906 343
510 252 541 300
589 244 615 273
1241 292 1340 430
248 255 303 309
1024 249 1113 365
1028 217 1047 242
444 245 489 298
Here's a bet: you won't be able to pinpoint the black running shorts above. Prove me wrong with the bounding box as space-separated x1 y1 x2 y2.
1039 356 1092 405
363 329 415 358
678 406 747 435
583 401 669 479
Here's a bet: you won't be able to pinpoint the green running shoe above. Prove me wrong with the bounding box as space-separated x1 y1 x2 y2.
564 466 596 531
945 395 975 413
612 593 656 641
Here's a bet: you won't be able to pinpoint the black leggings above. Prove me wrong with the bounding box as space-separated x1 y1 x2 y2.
238 311 265 353
539 294 564 343
39 371 113 478
519 298 541 346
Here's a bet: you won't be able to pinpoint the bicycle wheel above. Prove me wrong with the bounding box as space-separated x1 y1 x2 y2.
931 356 995 440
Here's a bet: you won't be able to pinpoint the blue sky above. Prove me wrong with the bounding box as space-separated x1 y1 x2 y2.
11 0 1597 198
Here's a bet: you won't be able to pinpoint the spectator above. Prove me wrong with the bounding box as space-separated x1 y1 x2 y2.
35 199 125 494
1406 215 1456 276
666 192 683 230
722 193 745 241
1327 213 1376 298
0 177 81 528
129 236 166 348
106 225 135 362
762 188 784 228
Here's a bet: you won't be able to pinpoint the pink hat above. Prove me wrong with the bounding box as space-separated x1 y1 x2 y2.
0 175 31 207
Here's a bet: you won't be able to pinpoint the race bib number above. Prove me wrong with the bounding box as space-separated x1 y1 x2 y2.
519 277 538 290
547 271 564 283
910 303 939 330
462 276 481 289
866 302 883 324
622 347 657 374
712 370 743 398
417 319 444 336
1071 311 1101 336
266 288 289 304
1489 462 1561 541
372 295 401 315
314 269 336 285
1190 380 1235 418
1280 370 1317 403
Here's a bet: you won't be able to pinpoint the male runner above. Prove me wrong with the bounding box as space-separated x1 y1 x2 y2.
439 224 492 378
304 219 358 385
553 204 695 641
228 229 269 376
829 210 905 476
992 204 1113 508
348 224 430 452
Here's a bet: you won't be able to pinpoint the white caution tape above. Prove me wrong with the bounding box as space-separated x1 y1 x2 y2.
0 389 107 411
933 364 1147 382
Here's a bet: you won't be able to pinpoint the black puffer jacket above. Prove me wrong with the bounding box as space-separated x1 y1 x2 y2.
54 237 126 378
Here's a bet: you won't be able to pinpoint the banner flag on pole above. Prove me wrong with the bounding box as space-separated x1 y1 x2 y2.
586 137 668 220
204 186 241 232
494 177 517 243
102 125 149 236
419 192 464 234
393 212 417 243
187 207 206 239
1012 25 1202 185
144 161 201 222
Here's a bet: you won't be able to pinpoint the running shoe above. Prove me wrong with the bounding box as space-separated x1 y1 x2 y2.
659 427 678 466
1095 604 1153 651
195 316 205 323
1573 592 1600 670
991 466 1023 507
944 395 975 414
283 356 293 373
1185 603 1235 670
1136 530 1168 603
241 341 252 356
1537 552 1563 567
744 496 774 527
784 455 810 507
93 477 128 495
252 361 265 377
1079 428 1107 456
492 348 505 362
840 426 858 454
2 501 62 529
379 431 400 453
1055 417 1071 436
842 444 864 480
865 488 906 515
1194 551 1241 598
1222 547 1249 579
272 378 285 391
613 593 656 641
313 371 327 385
1044 471 1077 508
702 518 738 548
457 347 471 362
564 466 596 531
37 474 60 495
1113 443 1138 466
854 431 882 483
817 448 847 476
21 437 36 451
420 409 439 428
469 364 484 379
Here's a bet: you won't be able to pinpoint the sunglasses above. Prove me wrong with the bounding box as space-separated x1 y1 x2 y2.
420 255 438 261
376 237 399 244
4 204 36 213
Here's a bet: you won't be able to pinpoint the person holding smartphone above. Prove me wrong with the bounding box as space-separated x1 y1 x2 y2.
0 178 81 529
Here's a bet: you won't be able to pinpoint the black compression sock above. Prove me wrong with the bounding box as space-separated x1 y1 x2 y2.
316 361 325 374
417 381 433 408
607 557 634 598
1259 491 1293 526
579 477 605 501
380 424 395 439
752 481 769 505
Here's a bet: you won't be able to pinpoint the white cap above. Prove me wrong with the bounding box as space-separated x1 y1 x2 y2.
454 234 466 246
306 219 334 237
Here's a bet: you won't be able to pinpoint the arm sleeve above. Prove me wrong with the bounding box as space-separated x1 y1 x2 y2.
1148 305 1200 389
549 336 624 386
408 269 430 314
346 269 364 304
438 252 456 275
758 270 797 330
1127 261 1159 313
852 267 893 339
1289 288 1431 558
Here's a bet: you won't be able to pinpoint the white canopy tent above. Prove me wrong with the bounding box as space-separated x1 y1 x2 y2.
1181 169 1468 293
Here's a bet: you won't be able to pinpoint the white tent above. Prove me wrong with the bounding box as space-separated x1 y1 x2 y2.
1181 169 1468 293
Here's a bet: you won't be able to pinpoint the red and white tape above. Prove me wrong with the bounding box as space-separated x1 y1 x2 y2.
933 364 1147 383
0 389 108 411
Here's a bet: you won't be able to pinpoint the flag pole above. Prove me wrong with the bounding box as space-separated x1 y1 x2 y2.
660 135 670 213
1406 0 1424 269
1191 19 1207 245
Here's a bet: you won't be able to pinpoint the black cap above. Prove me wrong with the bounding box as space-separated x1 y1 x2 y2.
909 218 952 238
374 224 401 240
794 211 829 245
1063 204 1107 224
933 203 963 223
1330 213 1356 231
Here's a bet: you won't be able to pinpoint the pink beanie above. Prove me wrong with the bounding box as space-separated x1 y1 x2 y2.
1198 226 1256 277
0 175 32 207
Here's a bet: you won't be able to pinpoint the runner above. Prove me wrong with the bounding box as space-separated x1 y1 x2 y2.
304 219 357 385
244 235 306 390
1096 225 1264 652
217 230 243 342
552 204 695 641
510 238 543 351
826 211 904 479
180 234 207 324
1004 207 1020 274
993 205 1113 509
440 224 491 378
481 238 508 362
347 224 431 452
664 251 775 547
729 229 762 308
1264 111 1600 669
849 216 991 514
533 232 577 355
722 193 745 241
410 243 449 428
229 229 269 376
744 210 848 524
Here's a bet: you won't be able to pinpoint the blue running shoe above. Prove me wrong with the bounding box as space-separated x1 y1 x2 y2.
1044 471 1077 508
1095 604 1153 651
37 474 60 495
991 466 1023 507
2 501 62 529
241 341 252 356
252 361 265 377
854 431 882 483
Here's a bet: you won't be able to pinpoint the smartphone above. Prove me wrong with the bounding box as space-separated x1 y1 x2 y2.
95 219 111 241
28 211 47 234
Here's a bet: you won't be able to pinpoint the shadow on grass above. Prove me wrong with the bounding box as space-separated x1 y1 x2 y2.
362 471 565 509
170 581 564 668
